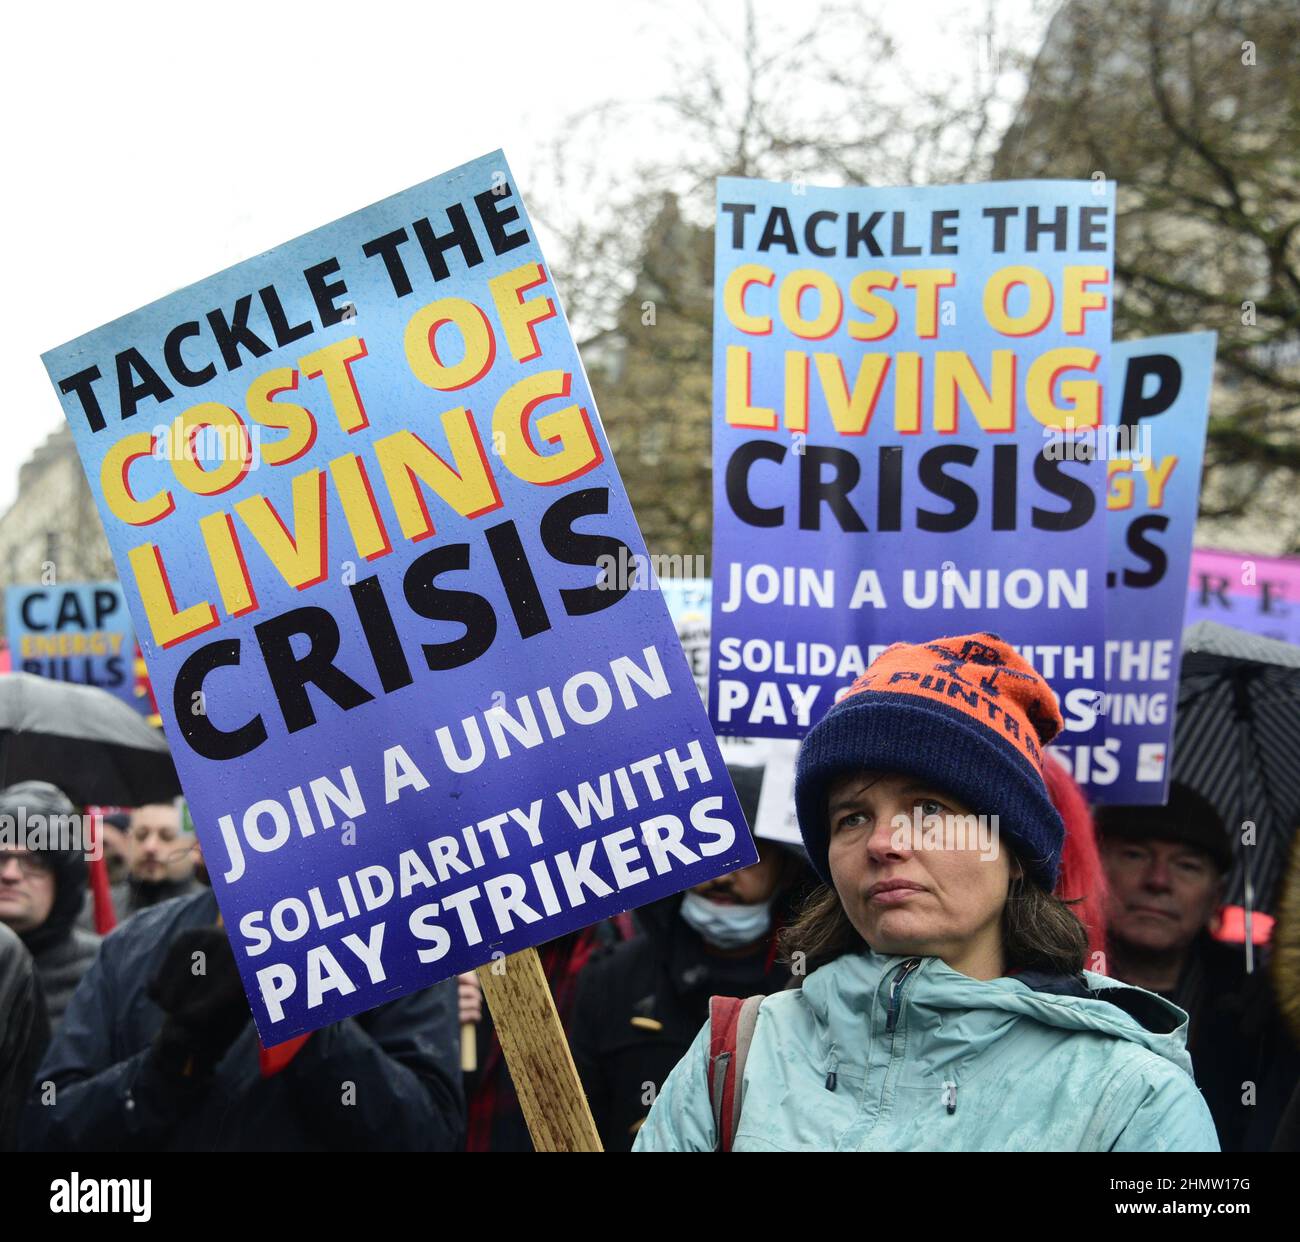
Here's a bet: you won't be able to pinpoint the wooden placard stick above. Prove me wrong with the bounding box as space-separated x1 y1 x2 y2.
476 946 602 1152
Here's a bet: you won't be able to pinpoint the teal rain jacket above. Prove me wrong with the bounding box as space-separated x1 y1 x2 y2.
633 950 1220 1151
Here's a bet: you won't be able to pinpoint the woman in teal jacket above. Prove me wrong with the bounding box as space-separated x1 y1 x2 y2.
635 634 1219 1152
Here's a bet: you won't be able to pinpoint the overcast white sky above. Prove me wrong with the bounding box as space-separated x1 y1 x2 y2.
1 0 1047 513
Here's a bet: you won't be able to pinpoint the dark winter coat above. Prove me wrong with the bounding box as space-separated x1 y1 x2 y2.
15 826 99 1029
571 890 799 1151
0 923 48 1151
1171 931 1300 1152
21 889 463 1152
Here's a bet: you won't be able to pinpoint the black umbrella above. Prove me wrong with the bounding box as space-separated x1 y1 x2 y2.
0 672 180 806
1172 621 1300 966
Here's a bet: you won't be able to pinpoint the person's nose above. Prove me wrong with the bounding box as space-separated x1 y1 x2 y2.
865 810 911 865
1142 858 1173 892
0 857 24 881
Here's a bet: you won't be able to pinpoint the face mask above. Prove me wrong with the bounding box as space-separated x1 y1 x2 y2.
679 891 773 949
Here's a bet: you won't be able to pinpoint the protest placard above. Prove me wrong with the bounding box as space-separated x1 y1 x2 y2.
660 576 712 701
663 574 800 842
5 582 139 708
1186 548 1300 645
42 151 756 1058
1093 333 1215 803
709 177 1113 771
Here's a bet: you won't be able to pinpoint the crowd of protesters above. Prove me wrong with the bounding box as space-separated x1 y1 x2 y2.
1 632 1298 1152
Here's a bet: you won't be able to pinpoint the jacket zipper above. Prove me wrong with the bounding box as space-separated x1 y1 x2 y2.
885 957 922 1035
824 1044 839 1092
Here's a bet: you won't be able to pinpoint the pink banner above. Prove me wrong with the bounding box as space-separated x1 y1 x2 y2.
1186 547 1300 645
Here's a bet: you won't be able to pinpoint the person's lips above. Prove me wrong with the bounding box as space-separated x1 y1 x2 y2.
1128 905 1178 921
866 879 928 905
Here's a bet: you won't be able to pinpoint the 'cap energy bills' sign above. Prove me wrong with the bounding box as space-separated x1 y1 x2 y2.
44 151 754 1041
6 582 138 708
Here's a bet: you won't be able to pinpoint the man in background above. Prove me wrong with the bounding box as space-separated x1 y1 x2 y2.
1099 782 1300 1151
115 801 202 918
0 782 100 1029
23 882 464 1152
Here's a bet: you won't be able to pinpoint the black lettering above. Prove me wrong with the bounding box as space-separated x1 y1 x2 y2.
805 210 837 257
846 212 885 259
303 260 350 328
1122 514 1169 588
917 445 978 532
726 441 786 527
93 589 119 627
876 446 904 531
254 608 374 733
174 639 268 761
413 204 484 281
474 184 530 255
1079 205 1109 252
1032 448 1095 531
403 543 497 670
19 592 44 630
890 212 922 257
992 444 1018 530
115 348 173 419
361 228 414 298
58 366 106 432
1198 574 1231 609
349 575 413 693
982 206 1018 253
1026 205 1067 252
931 210 959 255
205 296 272 372
259 285 314 347
800 446 868 532
1120 353 1182 431
1259 580 1289 616
484 519 550 638
758 207 797 254
55 592 87 629
163 322 217 388
539 487 634 616
720 202 756 249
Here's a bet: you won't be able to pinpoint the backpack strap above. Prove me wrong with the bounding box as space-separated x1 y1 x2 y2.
707 994 765 1152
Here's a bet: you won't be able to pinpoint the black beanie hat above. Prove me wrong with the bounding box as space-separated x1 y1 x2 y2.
1095 782 1232 874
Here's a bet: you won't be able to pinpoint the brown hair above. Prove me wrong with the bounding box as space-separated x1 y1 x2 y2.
778 864 1088 978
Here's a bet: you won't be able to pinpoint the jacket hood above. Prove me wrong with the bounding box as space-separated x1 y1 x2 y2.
801 950 1195 1077
0 782 87 955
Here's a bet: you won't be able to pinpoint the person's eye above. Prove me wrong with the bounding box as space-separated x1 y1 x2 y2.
919 799 946 817
835 811 869 834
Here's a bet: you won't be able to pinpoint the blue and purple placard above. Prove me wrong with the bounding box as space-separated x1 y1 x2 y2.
5 582 140 709
42 151 754 1041
709 177 1113 762
1091 333 1215 804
